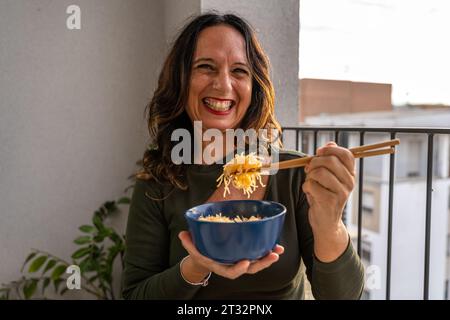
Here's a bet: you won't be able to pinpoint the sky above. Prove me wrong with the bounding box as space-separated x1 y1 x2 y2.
299 0 450 105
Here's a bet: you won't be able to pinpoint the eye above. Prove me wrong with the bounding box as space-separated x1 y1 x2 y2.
233 68 249 75
196 64 214 70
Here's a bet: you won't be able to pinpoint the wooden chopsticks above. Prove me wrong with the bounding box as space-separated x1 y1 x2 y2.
266 138 400 171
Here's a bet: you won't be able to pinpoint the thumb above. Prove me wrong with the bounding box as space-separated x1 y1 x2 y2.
317 141 337 155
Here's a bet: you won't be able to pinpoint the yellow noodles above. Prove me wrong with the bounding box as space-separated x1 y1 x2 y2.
198 213 262 223
216 152 265 198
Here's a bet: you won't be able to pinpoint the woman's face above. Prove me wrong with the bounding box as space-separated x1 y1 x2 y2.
186 25 252 131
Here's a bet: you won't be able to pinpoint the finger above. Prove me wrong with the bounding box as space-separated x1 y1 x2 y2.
304 178 335 202
306 166 346 195
305 156 354 191
214 260 251 279
246 252 279 274
302 180 316 205
316 141 336 153
273 245 284 255
316 145 355 174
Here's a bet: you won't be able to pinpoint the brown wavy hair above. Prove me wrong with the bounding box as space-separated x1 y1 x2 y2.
136 13 282 190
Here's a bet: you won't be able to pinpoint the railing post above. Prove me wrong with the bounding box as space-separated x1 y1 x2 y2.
313 131 318 154
423 133 434 300
357 132 365 257
386 132 396 300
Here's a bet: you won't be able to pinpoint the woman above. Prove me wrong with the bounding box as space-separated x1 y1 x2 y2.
122 13 364 300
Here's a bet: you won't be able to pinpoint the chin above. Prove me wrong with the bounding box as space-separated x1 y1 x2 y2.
202 119 235 131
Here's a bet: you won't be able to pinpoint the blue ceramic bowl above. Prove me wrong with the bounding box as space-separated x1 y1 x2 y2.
184 200 286 264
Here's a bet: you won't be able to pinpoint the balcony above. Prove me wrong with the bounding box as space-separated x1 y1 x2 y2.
282 126 450 300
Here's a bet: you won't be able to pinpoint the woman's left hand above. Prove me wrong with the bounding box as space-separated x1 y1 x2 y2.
178 231 284 280
302 141 355 262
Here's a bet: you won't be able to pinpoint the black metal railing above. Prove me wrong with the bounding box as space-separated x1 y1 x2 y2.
281 126 450 300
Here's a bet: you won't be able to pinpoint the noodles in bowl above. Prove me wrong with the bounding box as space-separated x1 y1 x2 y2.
198 213 263 223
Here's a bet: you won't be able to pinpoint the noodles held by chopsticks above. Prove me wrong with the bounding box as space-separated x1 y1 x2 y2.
216 152 265 198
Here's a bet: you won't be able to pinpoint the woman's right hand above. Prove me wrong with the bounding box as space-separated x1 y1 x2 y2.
178 231 284 281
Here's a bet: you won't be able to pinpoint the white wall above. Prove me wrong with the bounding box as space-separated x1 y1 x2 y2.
389 180 449 299
0 0 165 298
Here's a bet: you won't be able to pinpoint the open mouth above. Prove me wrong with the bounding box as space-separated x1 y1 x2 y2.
202 98 235 114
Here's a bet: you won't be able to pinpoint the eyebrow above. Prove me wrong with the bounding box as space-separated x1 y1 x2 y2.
193 58 250 68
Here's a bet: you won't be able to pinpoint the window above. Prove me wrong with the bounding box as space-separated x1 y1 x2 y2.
362 191 375 216
361 240 371 264
407 141 422 177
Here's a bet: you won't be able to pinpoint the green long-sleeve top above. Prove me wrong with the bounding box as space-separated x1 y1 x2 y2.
122 150 365 300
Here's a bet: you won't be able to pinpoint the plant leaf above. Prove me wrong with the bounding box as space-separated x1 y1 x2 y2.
51 265 67 281
93 214 104 231
74 236 91 245
42 259 57 275
28 256 47 273
53 278 63 293
109 232 123 244
42 278 50 294
72 247 91 259
79 257 92 274
93 234 105 243
117 197 130 205
104 201 117 213
79 225 95 233
21 252 37 272
23 279 37 299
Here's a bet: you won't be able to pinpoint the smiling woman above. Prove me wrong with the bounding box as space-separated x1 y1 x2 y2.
122 12 365 300
186 24 252 131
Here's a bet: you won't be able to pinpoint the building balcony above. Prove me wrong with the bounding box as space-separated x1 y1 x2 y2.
282 126 450 300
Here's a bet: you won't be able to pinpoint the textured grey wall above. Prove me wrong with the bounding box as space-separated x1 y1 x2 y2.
0 0 164 298
164 0 201 46
202 0 300 128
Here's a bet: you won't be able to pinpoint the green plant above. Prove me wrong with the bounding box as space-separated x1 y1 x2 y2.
0 188 133 300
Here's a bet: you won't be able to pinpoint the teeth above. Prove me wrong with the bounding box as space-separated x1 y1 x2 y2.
204 98 233 111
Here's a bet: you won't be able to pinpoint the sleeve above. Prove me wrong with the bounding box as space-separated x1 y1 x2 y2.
295 170 365 300
121 179 202 299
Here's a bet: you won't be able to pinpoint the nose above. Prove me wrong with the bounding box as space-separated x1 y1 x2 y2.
212 70 232 93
